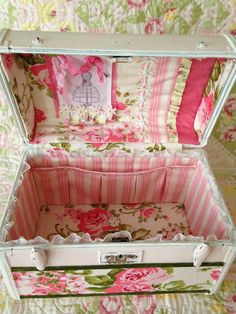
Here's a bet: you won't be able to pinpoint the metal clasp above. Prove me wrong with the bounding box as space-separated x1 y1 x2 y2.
99 251 143 264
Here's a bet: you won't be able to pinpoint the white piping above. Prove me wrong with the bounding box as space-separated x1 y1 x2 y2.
0 252 20 300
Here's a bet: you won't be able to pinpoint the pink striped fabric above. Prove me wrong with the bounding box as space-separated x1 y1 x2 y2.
185 163 229 239
101 157 136 203
32 168 70 205
149 58 180 143
8 172 40 241
111 62 118 105
10 151 229 241
161 157 195 203
176 58 216 144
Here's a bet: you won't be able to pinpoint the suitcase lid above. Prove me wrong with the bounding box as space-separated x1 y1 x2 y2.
0 29 235 149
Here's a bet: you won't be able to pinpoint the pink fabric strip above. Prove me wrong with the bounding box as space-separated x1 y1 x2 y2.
46 56 60 118
18 195 33 238
14 203 28 239
41 155 54 204
25 173 39 224
8 225 18 241
202 206 218 236
192 190 211 235
187 175 206 225
20 180 36 237
149 59 168 142
112 62 118 105
176 58 216 144
149 58 180 143
215 223 226 239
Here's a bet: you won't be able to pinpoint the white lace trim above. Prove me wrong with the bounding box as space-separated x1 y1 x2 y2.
60 103 116 125
0 231 221 246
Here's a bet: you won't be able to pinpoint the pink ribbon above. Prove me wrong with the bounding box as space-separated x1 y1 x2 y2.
66 56 104 82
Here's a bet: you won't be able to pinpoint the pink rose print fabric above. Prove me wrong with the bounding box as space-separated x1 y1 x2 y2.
106 268 172 293
12 265 221 297
34 203 191 241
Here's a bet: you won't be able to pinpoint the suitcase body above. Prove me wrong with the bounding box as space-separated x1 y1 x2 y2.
0 29 235 299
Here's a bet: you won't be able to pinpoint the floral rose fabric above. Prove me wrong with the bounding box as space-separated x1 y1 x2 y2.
12 265 221 297
34 203 191 241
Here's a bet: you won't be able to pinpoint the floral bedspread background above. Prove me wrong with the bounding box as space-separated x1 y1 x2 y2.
0 1 235 313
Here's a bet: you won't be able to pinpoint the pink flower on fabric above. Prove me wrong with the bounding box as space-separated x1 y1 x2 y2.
77 207 116 237
224 98 235 117
90 142 104 148
4 54 14 69
113 102 128 110
37 275 53 285
222 127 236 142
33 287 51 295
210 269 221 281
13 272 23 288
140 207 156 219
99 296 124 314
226 294 236 314
35 108 46 123
66 275 87 293
105 129 125 142
145 18 164 35
85 131 105 143
106 282 154 293
127 0 149 9
114 268 171 285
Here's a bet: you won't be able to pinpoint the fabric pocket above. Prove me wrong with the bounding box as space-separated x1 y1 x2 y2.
68 168 102 204
133 168 167 203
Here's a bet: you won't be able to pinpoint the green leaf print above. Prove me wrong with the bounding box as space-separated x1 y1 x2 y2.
84 275 114 286
107 268 124 278
132 228 151 240
191 2 202 25
165 267 174 275
162 280 186 290
87 286 107 292
127 11 146 24
76 4 89 24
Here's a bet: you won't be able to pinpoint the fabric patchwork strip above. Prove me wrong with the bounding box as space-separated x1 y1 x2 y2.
167 58 192 143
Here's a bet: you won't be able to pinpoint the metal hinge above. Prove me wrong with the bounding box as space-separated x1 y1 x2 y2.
113 56 133 63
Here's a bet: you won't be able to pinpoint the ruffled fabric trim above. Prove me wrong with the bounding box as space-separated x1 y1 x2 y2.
35 142 172 158
167 58 192 143
139 57 157 142
0 159 30 243
0 231 222 246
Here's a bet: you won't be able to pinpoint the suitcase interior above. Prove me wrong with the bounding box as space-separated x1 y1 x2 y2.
0 52 234 245
4 148 232 244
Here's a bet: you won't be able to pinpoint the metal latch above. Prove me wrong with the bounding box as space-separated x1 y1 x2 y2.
99 251 143 264
111 236 130 242
113 56 133 63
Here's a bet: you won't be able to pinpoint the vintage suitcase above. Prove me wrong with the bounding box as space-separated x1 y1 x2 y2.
0 29 235 299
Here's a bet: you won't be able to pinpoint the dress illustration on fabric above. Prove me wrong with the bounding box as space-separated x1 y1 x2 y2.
73 72 100 106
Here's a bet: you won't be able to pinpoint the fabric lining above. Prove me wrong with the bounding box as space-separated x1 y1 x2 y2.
2 54 232 146
6 151 230 242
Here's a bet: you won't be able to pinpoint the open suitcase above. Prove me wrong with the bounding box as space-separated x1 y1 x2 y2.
0 29 235 299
